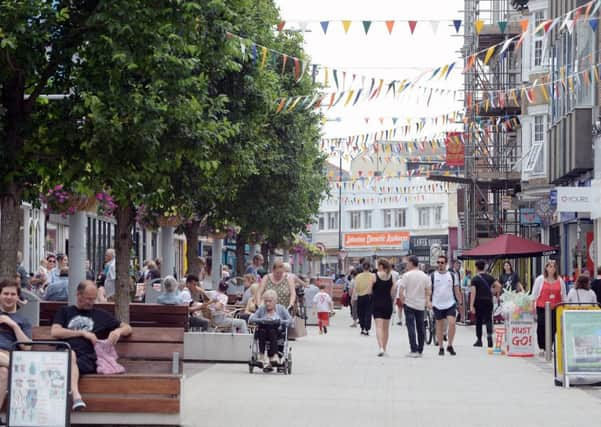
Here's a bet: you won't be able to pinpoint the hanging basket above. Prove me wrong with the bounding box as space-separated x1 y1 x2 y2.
157 215 182 228
72 196 98 213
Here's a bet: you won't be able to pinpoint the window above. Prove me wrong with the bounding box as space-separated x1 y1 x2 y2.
533 10 546 68
434 206 442 226
418 208 430 227
363 211 372 229
317 215 325 231
395 209 406 228
350 211 361 230
383 209 393 228
525 115 545 175
327 212 338 230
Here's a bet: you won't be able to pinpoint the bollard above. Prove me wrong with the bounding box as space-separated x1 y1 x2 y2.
545 302 552 361
172 351 180 375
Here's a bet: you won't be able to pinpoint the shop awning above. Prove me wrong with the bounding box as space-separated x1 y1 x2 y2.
458 234 557 260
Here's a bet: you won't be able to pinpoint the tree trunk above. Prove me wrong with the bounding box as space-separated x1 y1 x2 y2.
0 72 26 281
0 185 21 280
261 242 270 271
235 233 247 276
184 220 200 276
114 203 135 323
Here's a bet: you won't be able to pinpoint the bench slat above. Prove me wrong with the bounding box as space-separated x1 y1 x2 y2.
115 343 183 360
32 327 184 343
80 375 180 395
82 396 180 414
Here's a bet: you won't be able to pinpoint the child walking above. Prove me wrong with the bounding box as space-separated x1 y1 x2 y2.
313 284 334 334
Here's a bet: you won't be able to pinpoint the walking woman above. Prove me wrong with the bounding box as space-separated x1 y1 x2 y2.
256 259 297 310
499 261 523 292
354 259 374 336
531 260 566 354
371 258 397 357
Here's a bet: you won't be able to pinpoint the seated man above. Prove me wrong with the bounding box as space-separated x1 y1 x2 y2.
45 267 69 301
51 280 132 411
180 274 209 331
157 276 184 305
0 280 32 410
200 281 248 333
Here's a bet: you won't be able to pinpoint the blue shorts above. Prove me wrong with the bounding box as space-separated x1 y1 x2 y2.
433 305 457 321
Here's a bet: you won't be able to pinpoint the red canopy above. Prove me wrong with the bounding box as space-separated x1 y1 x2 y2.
458 234 557 260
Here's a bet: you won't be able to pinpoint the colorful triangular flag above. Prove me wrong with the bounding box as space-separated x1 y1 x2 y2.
453 20 461 33
408 20 417 34
431 21 440 34
519 18 529 33
342 20 352 34
475 19 484 34
498 21 507 33
320 21 329 34
277 21 286 32
362 20 372 35
589 17 599 32
385 20 395 34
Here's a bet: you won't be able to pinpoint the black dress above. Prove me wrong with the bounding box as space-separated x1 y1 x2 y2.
372 274 393 319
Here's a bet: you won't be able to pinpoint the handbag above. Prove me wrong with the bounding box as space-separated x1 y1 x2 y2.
340 291 350 307
94 339 126 374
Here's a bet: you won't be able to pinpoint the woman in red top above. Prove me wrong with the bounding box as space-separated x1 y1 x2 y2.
531 260 566 352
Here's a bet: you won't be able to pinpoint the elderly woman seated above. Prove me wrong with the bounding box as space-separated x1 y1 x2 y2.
249 289 292 369
157 276 184 305
200 281 248 334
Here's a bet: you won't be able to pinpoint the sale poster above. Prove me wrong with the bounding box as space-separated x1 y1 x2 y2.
507 316 535 357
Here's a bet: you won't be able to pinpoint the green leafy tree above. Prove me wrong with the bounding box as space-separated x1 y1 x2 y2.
0 1 102 279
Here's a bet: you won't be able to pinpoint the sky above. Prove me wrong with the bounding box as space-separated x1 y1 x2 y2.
274 0 465 166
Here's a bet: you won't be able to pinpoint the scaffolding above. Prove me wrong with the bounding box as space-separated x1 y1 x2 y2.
460 0 523 248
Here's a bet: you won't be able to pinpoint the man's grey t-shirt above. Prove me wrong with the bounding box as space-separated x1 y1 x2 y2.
0 311 32 351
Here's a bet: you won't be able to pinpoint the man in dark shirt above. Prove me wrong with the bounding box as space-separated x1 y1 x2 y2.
591 266 601 303
469 260 499 348
0 279 32 410
51 280 132 411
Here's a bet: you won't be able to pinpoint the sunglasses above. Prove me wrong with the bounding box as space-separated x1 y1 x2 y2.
47 259 56 263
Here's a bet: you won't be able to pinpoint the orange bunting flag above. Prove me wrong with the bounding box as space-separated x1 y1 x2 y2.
342 20 352 34
408 20 417 34
465 54 476 71
293 58 301 80
275 99 286 114
386 20 395 34
583 70 590 87
595 65 600 83
281 54 288 75
519 18 529 33
474 19 484 35
327 93 336 109
277 21 286 32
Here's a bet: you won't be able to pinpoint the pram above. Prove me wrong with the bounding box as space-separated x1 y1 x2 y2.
248 319 292 374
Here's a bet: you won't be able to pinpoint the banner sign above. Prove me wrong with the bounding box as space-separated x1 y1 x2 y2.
445 132 465 167
344 231 410 248
520 208 542 226
507 315 535 357
563 310 601 374
556 187 593 213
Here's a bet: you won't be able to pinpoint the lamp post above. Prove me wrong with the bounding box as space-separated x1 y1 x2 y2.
338 151 343 274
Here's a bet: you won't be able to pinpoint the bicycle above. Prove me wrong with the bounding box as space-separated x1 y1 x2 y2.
424 308 435 345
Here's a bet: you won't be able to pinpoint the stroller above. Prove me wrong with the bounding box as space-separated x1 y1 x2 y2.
248 319 292 375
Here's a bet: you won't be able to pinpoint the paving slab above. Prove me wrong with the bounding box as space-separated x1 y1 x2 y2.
182 310 601 427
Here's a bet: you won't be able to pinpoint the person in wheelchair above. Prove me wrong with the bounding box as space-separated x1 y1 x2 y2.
249 290 292 370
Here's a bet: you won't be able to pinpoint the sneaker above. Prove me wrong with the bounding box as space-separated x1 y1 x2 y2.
406 352 419 358
72 398 87 411
447 346 456 356
323 326 328 334
487 337 494 348
263 363 273 373
397 321 403 326
377 348 385 357
438 347 444 356
350 323 357 328
364 331 370 336
473 340 483 347
319 329 323 335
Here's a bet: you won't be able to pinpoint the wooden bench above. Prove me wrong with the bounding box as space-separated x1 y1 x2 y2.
33 326 183 426
39 302 189 330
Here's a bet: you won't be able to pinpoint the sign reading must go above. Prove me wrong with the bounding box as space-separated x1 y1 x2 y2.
344 231 410 247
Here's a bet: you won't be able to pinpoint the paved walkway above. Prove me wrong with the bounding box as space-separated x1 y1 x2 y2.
182 310 601 427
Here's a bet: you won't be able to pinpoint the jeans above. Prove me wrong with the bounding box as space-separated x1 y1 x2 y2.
357 295 372 331
404 306 425 353
536 307 557 350
190 315 209 331
474 299 493 341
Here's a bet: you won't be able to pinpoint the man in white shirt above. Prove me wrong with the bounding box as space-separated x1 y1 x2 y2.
102 249 116 300
429 255 463 356
398 256 431 357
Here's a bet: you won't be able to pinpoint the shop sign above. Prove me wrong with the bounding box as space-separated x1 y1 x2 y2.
556 187 593 213
344 231 410 248
409 235 448 250
563 310 601 374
